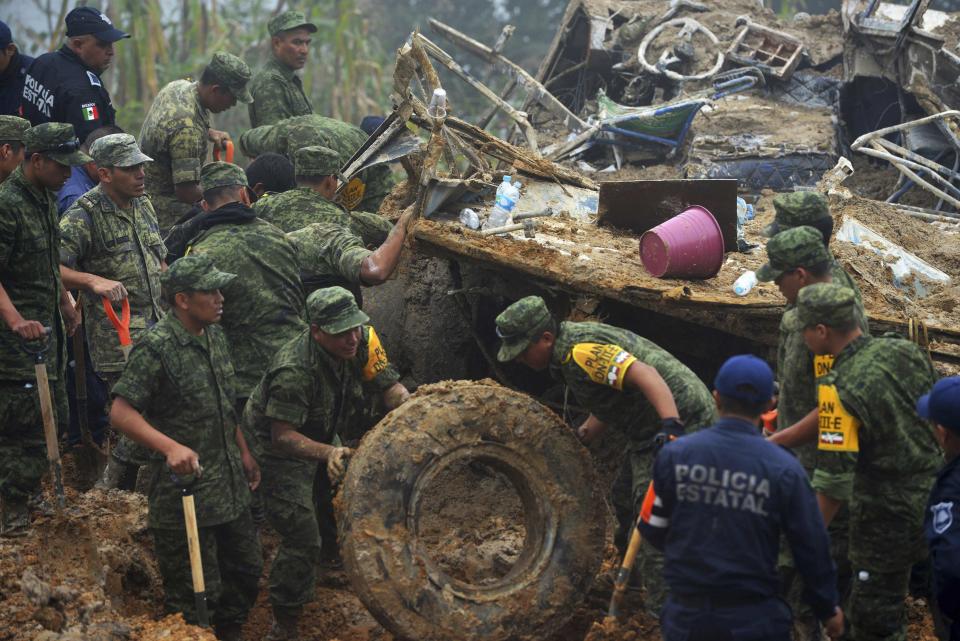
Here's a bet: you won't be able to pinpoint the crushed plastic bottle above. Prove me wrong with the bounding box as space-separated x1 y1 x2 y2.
487 176 520 228
733 270 758 296
459 208 480 230
427 88 447 119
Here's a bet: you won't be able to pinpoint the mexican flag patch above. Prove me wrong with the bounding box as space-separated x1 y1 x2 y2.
81 103 99 121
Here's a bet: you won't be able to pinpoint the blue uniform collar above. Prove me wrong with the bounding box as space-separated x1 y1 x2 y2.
714 416 763 435
938 453 960 482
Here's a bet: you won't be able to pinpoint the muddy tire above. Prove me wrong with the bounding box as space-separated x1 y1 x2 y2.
338 380 606 641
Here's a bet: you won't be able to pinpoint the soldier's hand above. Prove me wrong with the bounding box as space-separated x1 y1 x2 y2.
241 450 261 491
823 606 845 639
11 317 47 341
166 443 200 476
92 277 128 303
60 300 81 337
327 447 353 483
208 128 231 150
383 383 410 411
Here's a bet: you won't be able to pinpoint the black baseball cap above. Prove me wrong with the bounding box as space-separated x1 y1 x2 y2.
65 7 130 43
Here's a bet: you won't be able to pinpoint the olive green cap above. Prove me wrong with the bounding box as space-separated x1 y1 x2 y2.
783 283 858 332
294 145 340 177
23 122 92 166
307 286 369 334
757 226 832 282
495 296 553 362
0 115 29 142
206 51 253 104
763 191 831 237
200 161 248 193
268 10 317 37
161 255 236 294
89 133 152 168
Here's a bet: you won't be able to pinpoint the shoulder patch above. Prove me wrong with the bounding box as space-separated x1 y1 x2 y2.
817 384 860 452
362 326 389 381
86 71 102 88
569 343 637 390
813 354 835 379
931 501 954 535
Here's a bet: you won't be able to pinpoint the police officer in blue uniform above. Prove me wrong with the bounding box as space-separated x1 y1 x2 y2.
639 354 844 641
0 21 33 117
21 7 128 142
918 376 960 640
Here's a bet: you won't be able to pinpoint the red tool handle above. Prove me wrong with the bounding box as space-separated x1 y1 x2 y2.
213 140 235 163
101 297 132 346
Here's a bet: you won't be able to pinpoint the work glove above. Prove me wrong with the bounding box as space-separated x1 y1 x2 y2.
653 417 685 454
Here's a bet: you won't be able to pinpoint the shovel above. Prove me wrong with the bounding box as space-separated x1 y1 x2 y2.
212 140 235 163
101 297 132 362
607 523 643 619
20 327 66 511
171 467 209 627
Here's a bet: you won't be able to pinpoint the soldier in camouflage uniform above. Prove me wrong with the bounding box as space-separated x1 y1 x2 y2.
239 113 396 213
288 203 416 302
757 226 868 639
0 115 29 183
248 11 316 128
59 133 165 489
785 283 941 641
139 52 252 234
109 255 261 640
244 286 408 640
185 161 306 412
256 145 392 245
495 296 717 615
0 123 86 535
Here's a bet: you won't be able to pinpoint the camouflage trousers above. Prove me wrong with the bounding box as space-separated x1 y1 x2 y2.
0 379 67 504
848 566 911 641
151 510 262 627
262 453 322 616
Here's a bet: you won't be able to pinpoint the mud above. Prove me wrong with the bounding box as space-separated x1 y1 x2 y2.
417 459 526 586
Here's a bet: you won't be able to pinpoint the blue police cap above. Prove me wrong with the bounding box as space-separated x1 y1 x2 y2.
359 115 385 136
714 355 774 405
917 376 960 433
0 21 12 48
65 7 130 43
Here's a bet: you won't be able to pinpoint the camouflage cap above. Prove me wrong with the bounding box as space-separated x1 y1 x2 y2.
161 255 236 294
295 145 340 177
764 191 831 237
495 296 554 362
89 133 152 168
23 122 92 166
268 10 317 36
200 161 248 193
206 51 253 104
783 283 858 332
307 286 369 334
756 226 832 282
0 115 29 142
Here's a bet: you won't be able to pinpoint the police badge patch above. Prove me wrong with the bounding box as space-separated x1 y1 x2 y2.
931 501 954 534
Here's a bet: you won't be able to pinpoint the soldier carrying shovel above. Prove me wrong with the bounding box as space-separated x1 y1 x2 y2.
109 255 261 641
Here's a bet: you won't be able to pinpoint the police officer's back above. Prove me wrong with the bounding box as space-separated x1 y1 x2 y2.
0 21 33 117
21 7 127 142
918 377 960 640
639 355 843 641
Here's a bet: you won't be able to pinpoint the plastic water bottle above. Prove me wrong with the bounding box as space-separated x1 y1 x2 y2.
459 208 480 230
733 270 757 296
488 176 520 228
427 88 447 119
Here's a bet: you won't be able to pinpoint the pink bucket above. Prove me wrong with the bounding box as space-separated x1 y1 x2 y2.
639 205 725 279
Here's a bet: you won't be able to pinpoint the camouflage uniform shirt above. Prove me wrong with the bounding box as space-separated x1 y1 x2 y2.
187 209 307 398
0 166 66 381
247 57 312 128
238 114 395 213
112 313 249 530
816 335 940 571
139 80 210 232
244 324 399 506
550 321 717 445
287 221 370 292
60 186 166 373
253 187 392 244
